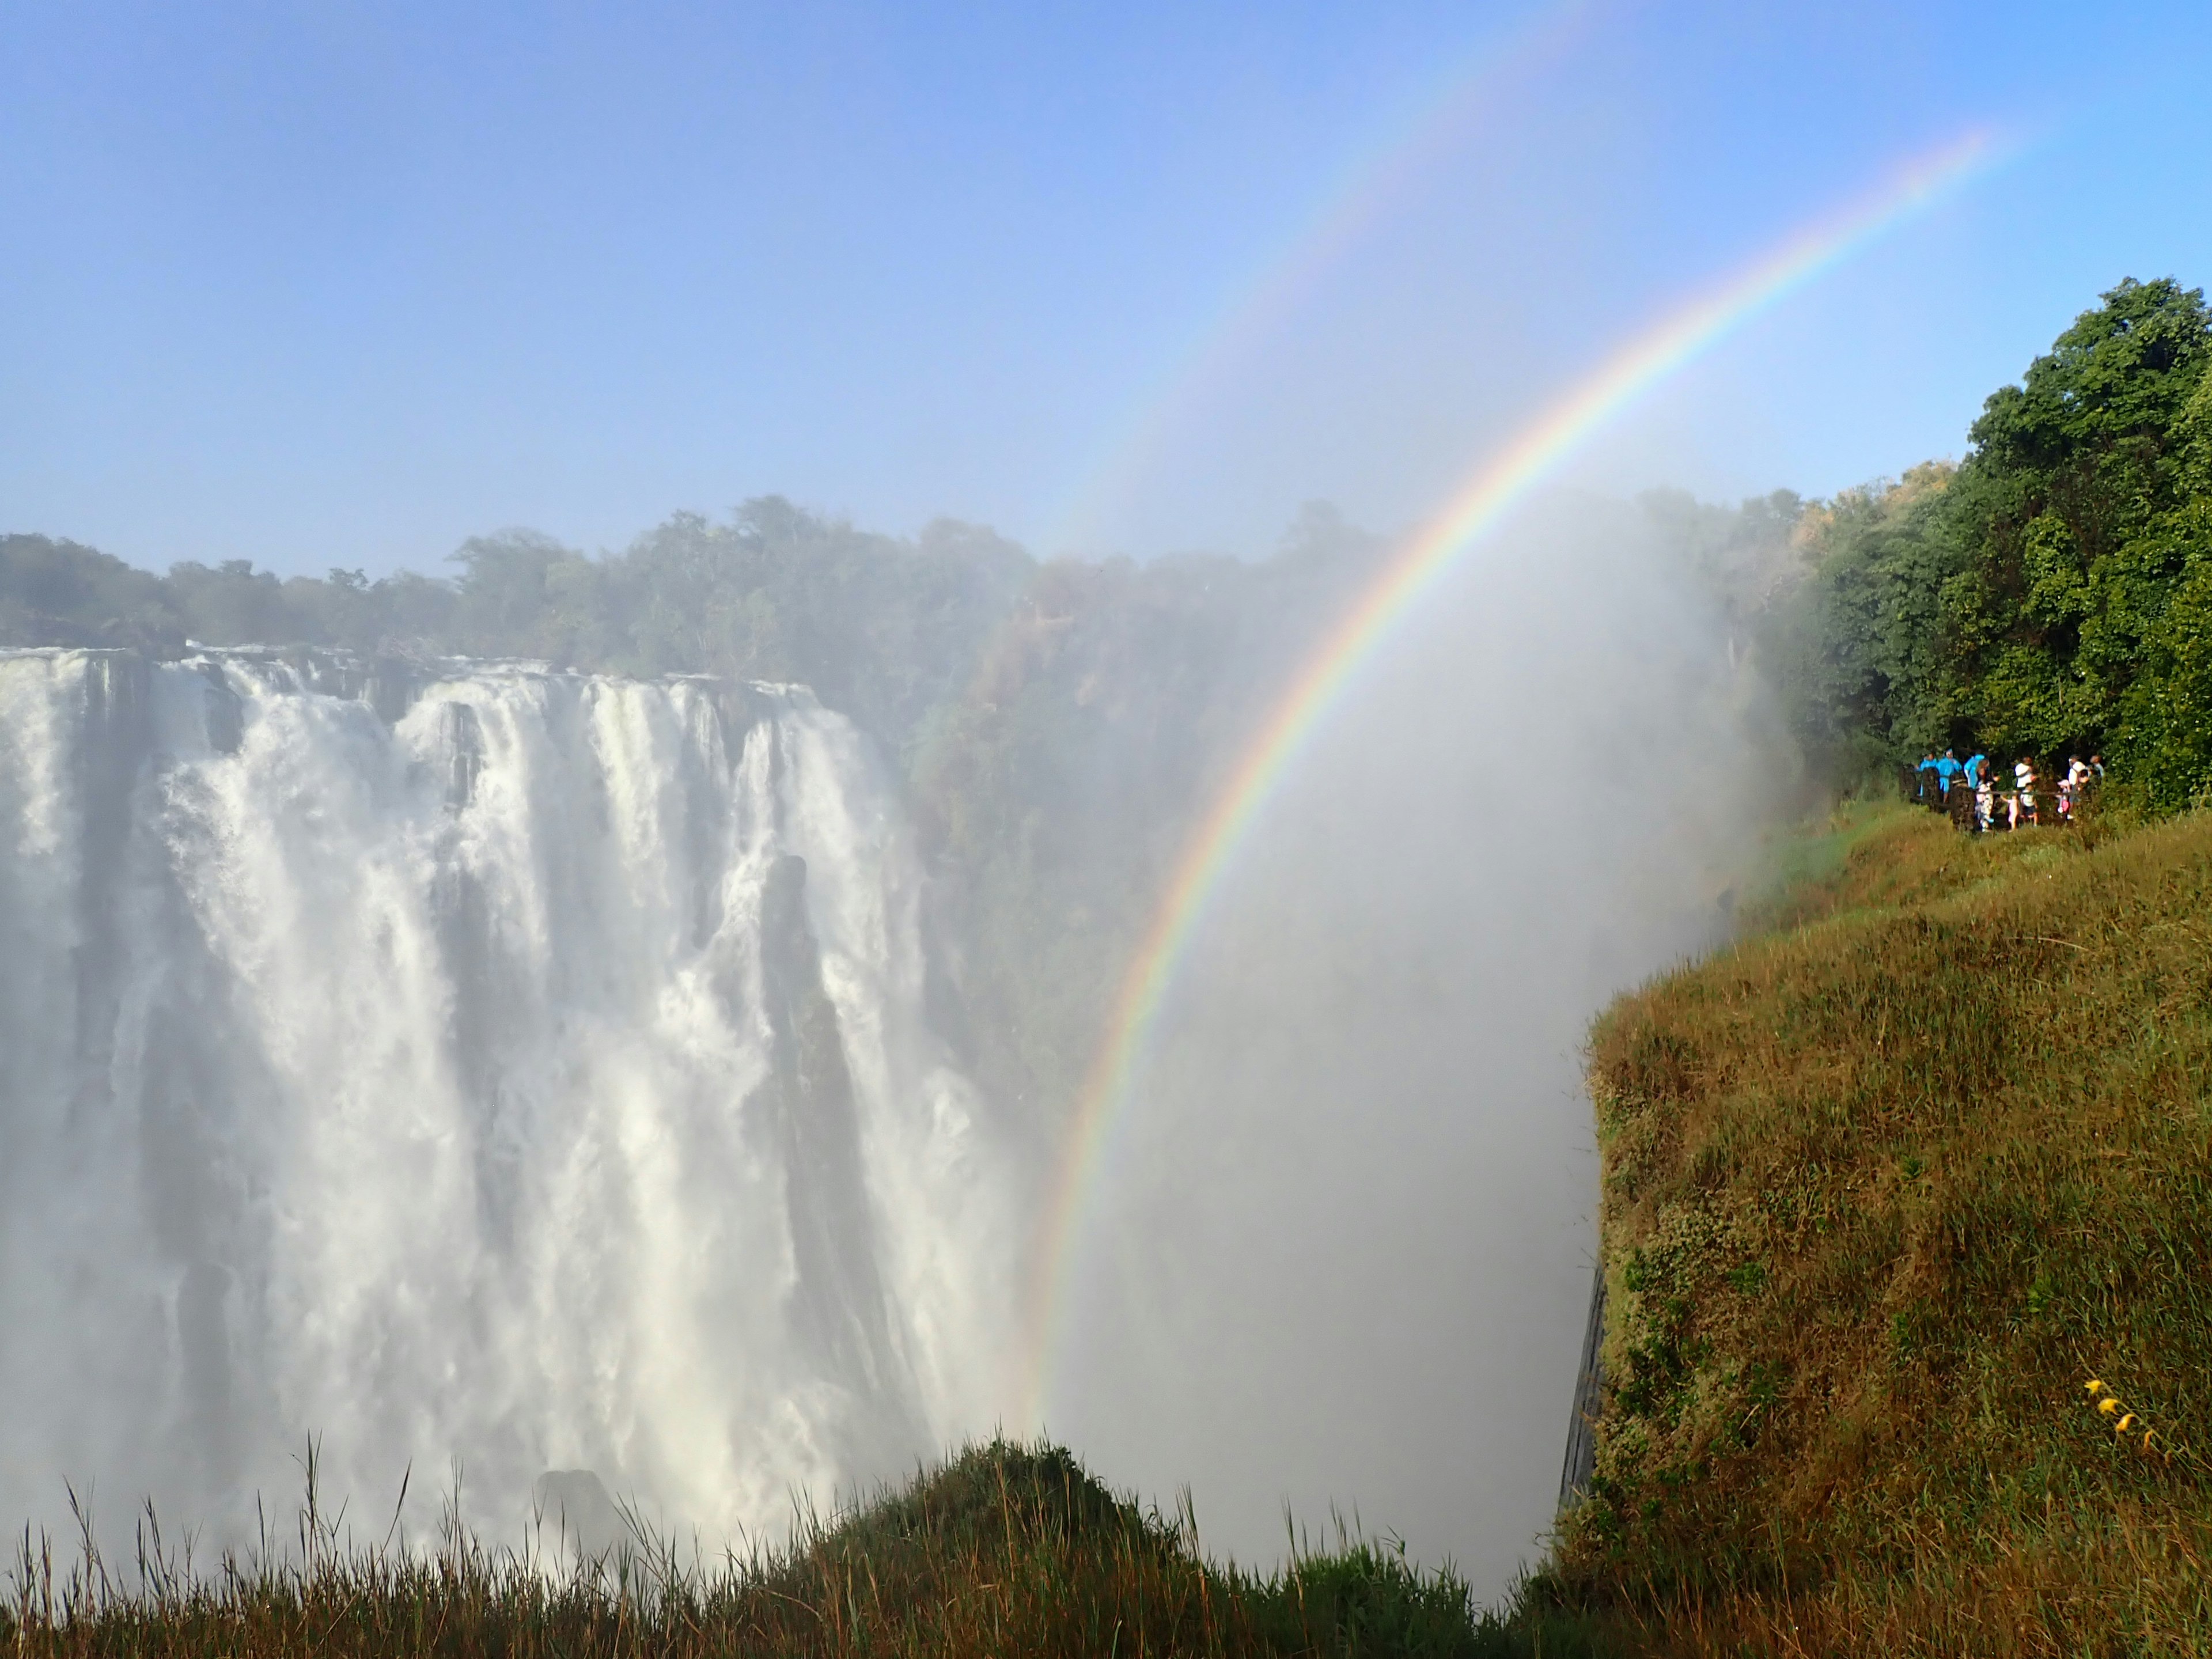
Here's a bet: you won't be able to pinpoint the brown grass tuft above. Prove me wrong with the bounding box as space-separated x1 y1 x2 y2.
3 1440 1529 1657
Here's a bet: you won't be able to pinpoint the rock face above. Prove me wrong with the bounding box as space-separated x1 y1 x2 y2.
532 1469 628 1565
753 854 926 1464
0 647 1011 1550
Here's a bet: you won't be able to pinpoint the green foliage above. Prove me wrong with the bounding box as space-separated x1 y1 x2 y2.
1636 486 1805 646
0 534 182 652
1946 278 2212 784
4 503 1037 765
1763 278 2212 806
1551 806 2212 1652
1773 464 1962 778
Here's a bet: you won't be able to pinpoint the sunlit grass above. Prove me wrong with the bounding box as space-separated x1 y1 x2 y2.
1542 802 2212 1654
3 1441 1580 1658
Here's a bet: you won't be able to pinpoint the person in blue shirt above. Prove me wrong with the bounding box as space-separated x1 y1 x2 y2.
1935 750 1963 798
1915 753 1940 806
1964 752 1987 790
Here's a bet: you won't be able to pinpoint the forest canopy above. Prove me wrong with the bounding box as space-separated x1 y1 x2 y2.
1765 277 2212 807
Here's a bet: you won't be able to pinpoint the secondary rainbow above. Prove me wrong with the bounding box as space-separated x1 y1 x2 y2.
1046 0 1599 556
1020 124 2010 1425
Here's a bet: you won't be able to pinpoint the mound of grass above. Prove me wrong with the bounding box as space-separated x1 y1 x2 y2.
3 1440 1548 1658
1543 805 2212 1654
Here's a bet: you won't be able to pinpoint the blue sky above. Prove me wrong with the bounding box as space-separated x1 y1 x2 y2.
5 0 2211 577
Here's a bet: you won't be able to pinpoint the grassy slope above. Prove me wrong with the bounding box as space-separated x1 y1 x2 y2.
1543 805 2212 1655
5 1442 1533 1658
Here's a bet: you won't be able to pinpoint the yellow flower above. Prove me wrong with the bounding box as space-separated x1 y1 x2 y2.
2086 1378 2105 1396
2143 1431 2158 1454
2116 1414 2138 1433
2099 1397 2122 1415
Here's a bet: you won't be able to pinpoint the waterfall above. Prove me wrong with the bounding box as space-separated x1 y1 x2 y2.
0 647 1010 1549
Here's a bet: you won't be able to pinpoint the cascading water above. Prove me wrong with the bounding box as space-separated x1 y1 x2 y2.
0 647 1011 1551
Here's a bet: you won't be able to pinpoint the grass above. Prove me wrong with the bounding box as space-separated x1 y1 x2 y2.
3 1440 1585 1658
1541 801 2212 1655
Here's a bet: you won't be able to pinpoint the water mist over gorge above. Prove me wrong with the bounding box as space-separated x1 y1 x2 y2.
1048 501 1772 1591
0 494 1783 1589
0 647 1012 1547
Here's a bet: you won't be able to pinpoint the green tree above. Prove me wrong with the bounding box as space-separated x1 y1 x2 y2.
0 533 182 651
1943 277 2212 775
1764 278 2212 804
1776 464 1963 779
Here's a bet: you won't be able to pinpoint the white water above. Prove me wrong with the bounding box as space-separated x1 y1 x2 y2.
0 648 1011 1550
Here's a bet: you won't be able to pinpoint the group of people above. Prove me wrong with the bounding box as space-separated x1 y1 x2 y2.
1910 749 2105 832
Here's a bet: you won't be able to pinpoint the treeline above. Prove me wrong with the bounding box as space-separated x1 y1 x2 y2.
0 504 1037 766
0 499 1379 770
17 276 2209 820
1739 276 2212 809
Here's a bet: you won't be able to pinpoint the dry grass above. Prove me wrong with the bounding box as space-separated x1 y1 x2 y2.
1543 804 2212 1655
3 1441 1547 1658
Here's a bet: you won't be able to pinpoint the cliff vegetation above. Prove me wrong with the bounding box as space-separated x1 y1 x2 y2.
1543 802 2212 1654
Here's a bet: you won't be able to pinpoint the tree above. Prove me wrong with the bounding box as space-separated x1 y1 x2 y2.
1775 465 1962 778
1764 277 2212 803
1943 277 2212 764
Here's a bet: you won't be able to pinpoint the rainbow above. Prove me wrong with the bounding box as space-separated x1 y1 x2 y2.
1020 124 2010 1425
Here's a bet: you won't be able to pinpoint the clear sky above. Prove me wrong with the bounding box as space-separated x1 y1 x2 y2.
5 0 2210 577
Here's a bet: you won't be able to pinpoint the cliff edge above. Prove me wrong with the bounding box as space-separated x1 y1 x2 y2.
1541 804 2212 1655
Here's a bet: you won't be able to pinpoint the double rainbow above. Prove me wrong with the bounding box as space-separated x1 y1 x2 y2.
1021 125 2008 1425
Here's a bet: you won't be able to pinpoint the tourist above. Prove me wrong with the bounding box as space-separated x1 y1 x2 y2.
1936 749 1963 802
2059 755 2092 822
2014 757 2039 826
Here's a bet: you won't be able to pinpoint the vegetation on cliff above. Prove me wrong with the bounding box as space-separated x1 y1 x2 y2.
1544 803 2212 1653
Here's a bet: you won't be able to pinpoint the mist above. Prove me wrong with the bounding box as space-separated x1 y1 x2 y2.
1043 495 1771 1589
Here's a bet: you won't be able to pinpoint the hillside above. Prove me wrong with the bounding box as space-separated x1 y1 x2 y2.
1542 803 2212 1654
2 1441 1521 1658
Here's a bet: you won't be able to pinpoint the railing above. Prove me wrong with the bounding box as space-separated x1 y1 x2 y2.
1558 1265 1605 1511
